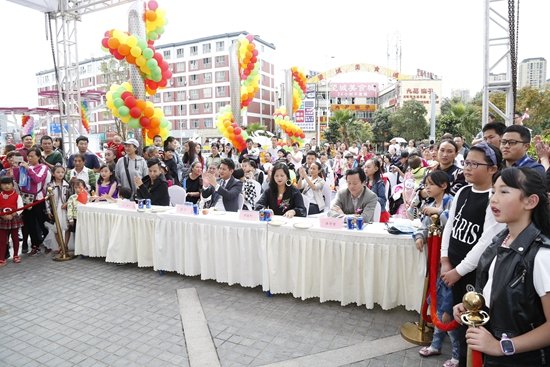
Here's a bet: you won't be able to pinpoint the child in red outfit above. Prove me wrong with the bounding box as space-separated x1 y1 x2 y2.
0 176 23 265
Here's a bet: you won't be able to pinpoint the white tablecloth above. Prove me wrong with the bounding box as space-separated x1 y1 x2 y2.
154 212 269 289
76 202 156 266
267 218 425 312
75 204 424 311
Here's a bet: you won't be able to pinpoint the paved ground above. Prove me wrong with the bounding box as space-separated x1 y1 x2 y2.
0 254 452 366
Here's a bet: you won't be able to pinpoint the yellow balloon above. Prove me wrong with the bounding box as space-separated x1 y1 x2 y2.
127 36 138 47
136 56 146 67
130 46 142 57
121 82 132 91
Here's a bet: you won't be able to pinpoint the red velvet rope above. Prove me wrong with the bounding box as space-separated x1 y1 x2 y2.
0 197 48 216
421 232 460 332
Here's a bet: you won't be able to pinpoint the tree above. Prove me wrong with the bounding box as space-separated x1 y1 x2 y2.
389 100 429 141
245 122 264 135
371 108 392 144
324 110 373 145
99 59 130 140
436 100 481 142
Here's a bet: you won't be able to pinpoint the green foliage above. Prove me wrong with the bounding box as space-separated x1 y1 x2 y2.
245 123 264 135
388 100 429 141
436 99 481 142
324 110 373 145
371 108 392 144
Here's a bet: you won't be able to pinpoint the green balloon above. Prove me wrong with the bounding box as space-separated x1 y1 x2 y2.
146 59 158 69
143 48 154 59
137 39 148 50
113 98 124 108
118 106 130 116
160 119 169 128
148 31 158 40
128 118 140 129
157 27 165 34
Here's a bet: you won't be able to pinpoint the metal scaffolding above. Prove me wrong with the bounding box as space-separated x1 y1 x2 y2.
482 0 517 126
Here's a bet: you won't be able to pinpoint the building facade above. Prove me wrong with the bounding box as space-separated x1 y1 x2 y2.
518 57 547 89
35 31 277 142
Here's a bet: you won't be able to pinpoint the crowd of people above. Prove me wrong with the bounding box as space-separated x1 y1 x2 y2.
1 121 550 367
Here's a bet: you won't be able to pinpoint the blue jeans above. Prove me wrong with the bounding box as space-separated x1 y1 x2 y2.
430 310 460 360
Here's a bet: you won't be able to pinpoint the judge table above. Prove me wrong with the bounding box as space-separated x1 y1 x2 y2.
75 203 425 312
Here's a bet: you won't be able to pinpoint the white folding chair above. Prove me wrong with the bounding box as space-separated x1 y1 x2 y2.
168 185 187 206
301 194 310 216
322 183 332 213
373 202 382 222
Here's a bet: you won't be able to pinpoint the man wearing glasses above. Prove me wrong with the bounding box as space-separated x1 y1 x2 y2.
500 125 545 175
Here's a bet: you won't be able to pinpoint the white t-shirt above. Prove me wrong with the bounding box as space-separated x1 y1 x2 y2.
483 247 550 308
289 151 303 169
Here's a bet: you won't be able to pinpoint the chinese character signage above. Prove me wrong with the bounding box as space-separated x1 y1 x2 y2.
294 98 316 132
329 83 379 98
330 104 377 112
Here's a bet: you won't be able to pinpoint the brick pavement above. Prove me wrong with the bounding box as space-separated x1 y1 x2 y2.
0 255 452 366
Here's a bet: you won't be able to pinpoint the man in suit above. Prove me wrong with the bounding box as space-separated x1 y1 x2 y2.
329 167 378 222
201 158 243 212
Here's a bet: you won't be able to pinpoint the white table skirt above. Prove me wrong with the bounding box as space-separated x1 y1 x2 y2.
154 212 269 289
75 204 425 311
76 203 157 267
267 219 425 312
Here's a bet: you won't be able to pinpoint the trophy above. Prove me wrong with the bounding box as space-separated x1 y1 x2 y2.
461 291 490 367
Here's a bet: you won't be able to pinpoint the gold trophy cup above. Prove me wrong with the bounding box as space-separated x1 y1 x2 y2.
461 291 490 367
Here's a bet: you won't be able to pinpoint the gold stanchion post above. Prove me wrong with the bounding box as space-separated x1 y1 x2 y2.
48 187 75 261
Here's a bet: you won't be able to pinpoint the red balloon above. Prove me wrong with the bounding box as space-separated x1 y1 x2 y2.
101 38 109 48
300 133 305 139
130 107 142 118
162 70 172 79
234 127 241 135
158 79 168 88
113 50 124 60
140 117 151 128
124 96 137 108
121 91 132 100
153 52 163 62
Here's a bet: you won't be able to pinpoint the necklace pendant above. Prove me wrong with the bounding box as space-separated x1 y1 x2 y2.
2 193 9 200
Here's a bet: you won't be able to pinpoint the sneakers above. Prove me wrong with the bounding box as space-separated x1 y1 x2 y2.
28 248 41 256
443 359 459 367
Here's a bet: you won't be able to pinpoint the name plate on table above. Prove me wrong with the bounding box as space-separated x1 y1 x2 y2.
319 217 341 229
117 200 136 210
239 210 258 221
175 204 194 215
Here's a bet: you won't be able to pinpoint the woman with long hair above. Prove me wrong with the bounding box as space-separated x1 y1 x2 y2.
255 163 306 218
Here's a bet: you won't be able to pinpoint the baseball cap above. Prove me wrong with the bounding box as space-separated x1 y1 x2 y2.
123 138 139 148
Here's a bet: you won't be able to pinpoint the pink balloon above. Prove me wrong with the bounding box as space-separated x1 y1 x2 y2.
148 0 158 10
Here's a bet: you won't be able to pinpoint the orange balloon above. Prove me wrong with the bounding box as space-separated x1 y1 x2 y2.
143 107 154 118
118 44 130 56
126 55 136 64
136 100 146 110
107 37 120 49
150 117 160 128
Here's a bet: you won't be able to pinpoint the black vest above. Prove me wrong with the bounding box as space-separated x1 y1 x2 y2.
476 224 550 366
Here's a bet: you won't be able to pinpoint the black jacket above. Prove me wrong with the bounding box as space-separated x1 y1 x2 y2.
476 223 550 367
136 175 170 206
201 176 243 212
255 185 306 217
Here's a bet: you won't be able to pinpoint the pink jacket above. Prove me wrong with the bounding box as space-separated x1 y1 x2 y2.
13 164 49 200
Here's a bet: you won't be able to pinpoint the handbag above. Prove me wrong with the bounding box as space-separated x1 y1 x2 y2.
20 192 36 206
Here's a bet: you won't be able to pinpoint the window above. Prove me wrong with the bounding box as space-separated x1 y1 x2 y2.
203 102 212 113
190 74 198 85
176 90 185 101
192 119 199 129
163 106 173 116
203 58 211 67
216 41 224 51
216 86 226 97
215 102 226 112
175 62 186 72
202 43 211 54
177 48 184 58
190 46 198 56
175 76 186 87
189 89 199 100
163 50 171 59
164 92 173 102
204 118 213 128
153 94 161 103
203 88 212 98
189 60 198 71
191 104 199 113
177 105 186 115
215 71 225 82
215 56 225 66
204 73 212 83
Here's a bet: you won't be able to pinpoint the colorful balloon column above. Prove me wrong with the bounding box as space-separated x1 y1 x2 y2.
101 29 172 96
80 100 90 133
274 107 305 146
238 34 260 110
216 105 249 152
105 83 171 140
21 116 35 137
101 0 171 144
291 67 307 114
144 0 167 44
